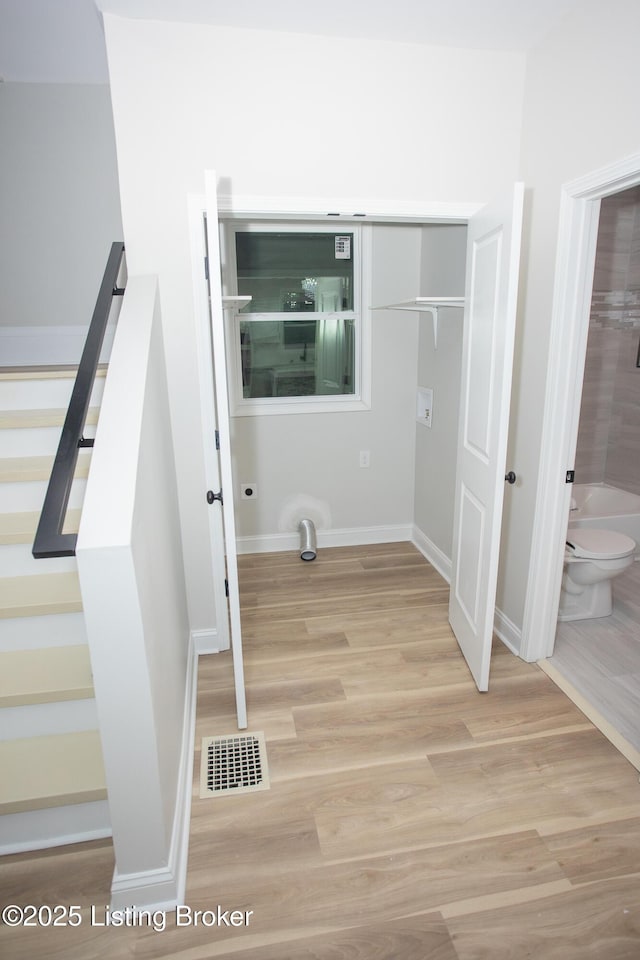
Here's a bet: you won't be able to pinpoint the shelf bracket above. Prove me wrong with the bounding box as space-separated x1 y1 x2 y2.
419 306 439 349
370 298 464 350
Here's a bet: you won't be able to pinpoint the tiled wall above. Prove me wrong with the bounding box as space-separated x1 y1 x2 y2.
574 187 640 496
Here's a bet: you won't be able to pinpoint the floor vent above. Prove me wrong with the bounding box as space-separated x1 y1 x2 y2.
199 732 270 798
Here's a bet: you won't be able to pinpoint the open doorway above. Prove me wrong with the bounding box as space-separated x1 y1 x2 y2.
192 181 525 707
524 152 640 766
548 185 640 753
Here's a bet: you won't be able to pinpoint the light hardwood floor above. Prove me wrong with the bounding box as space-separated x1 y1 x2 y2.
2 543 640 958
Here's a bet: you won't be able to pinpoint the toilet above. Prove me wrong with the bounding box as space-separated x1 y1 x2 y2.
558 527 636 622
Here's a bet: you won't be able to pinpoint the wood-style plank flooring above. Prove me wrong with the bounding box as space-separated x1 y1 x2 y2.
2 543 640 958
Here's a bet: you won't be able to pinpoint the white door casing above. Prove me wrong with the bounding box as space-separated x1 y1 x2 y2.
204 171 248 729
189 197 230 654
522 151 640 662
449 183 525 691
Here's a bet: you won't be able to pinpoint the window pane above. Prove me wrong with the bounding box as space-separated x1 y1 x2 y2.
235 232 354 313
240 317 355 399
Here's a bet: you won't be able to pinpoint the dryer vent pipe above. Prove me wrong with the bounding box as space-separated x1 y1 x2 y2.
298 518 317 561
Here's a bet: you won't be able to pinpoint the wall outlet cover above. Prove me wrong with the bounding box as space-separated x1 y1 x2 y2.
417 387 433 428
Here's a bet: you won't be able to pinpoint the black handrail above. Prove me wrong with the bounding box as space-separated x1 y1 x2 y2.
32 242 126 559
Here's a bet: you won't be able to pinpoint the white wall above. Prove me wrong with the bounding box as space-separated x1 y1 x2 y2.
0 83 123 339
413 225 467 568
496 0 640 633
102 14 525 631
77 276 191 908
233 224 421 547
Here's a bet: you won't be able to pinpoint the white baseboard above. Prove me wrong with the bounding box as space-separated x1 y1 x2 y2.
237 523 413 555
191 627 222 655
0 324 116 367
0 800 111 856
493 606 522 656
110 636 199 911
110 863 184 914
411 525 452 583
410 524 522 655
238 525 524 657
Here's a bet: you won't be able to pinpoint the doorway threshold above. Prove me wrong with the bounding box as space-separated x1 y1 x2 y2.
539 658 640 775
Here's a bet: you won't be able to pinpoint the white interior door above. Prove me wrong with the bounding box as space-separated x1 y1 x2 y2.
192 215 230 657
205 171 248 729
449 182 524 691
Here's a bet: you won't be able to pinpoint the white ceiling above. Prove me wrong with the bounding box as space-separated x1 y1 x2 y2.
0 0 581 84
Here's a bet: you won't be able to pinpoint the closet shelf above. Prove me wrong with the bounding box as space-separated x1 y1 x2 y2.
372 297 464 349
222 296 252 309
373 297 464 312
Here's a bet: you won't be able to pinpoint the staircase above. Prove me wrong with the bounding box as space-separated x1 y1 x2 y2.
0 368 110 854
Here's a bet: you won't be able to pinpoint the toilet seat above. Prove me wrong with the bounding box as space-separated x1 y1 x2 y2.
566 528 635 560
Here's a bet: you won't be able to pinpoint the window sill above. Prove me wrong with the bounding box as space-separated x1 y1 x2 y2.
232 396 371 417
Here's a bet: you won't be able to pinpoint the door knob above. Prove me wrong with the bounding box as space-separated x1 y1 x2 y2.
505 471 517 485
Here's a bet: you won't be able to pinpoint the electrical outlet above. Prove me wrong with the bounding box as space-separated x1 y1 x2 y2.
359 450 370 468
241 483 258 500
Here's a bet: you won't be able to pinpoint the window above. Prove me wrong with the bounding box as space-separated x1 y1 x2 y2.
221 223 371 415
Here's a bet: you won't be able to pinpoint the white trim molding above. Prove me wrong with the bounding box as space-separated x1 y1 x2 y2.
191 627 223 655
110 634 199 911
219 221 373 419
412 524 452 583
217 192 482 224
493 607 522 657
523 151 640 663
237 524 413 555
411 524 519 653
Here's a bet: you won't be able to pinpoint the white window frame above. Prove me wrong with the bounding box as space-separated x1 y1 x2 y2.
220 220 372 417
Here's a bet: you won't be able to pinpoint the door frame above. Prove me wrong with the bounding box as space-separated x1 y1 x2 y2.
522 151 640 662
188 185 523 674
187 188 479 555
215 192 480 224
188 194 230 653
